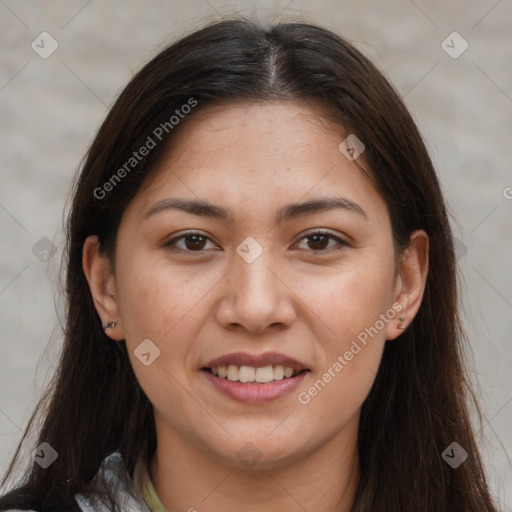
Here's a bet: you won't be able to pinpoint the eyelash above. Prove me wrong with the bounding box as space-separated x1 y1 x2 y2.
165 230 349 254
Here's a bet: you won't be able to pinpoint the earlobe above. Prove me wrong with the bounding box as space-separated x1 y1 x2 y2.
82 235 125 340
386 230 429 341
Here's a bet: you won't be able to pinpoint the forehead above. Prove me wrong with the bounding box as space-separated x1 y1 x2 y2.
159 100 344 166
129 100 388 224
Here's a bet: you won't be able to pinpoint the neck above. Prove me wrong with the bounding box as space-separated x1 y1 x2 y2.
150 418 360 512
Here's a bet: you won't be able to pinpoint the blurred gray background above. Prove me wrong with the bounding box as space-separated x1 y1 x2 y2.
1 0 511 509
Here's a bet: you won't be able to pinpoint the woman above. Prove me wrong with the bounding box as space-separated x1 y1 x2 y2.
0 16 499 512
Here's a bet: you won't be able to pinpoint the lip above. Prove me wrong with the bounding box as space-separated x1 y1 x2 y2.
203 351 308 371
202 370 309 404
201 351 310 405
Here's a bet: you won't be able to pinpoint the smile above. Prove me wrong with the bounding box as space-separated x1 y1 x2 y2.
201 352 310 404
207 364 305 383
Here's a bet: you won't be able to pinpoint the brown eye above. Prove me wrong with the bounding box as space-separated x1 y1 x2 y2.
307 234 330 250
166 232 217 252
183 235 207 250
295 231 348 252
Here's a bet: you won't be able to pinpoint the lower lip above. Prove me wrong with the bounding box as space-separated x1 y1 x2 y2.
202 370 309 404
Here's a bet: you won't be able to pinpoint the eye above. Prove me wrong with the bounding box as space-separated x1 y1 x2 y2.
165 231 218 252
165 230 348 254
294 231 349 252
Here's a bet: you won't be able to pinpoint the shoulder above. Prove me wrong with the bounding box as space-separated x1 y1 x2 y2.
0 487 81 511
0 507 39 512
1 509 42 512
0 452 135 512
0 488 81 511
75 451 151 512
0 486 46 511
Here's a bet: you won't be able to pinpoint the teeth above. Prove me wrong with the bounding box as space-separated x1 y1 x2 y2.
227 365 239 382
255 366 274 383
273 365 284 380
210 364 299 383
239 365 255 382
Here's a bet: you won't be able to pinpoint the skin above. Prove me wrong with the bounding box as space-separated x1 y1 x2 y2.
83 100 429 512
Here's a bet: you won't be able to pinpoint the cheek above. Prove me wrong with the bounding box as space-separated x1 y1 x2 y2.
114 253 211 419
115 251 224 343
295 302 388 434
294 256 394 410
299 255 396 346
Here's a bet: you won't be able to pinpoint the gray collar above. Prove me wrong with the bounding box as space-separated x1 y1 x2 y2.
74 452 151 512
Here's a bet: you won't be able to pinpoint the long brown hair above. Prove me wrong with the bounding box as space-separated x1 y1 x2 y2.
0 16 498 512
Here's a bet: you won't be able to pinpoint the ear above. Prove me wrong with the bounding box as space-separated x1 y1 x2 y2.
386 229 429 340
82 235 125 341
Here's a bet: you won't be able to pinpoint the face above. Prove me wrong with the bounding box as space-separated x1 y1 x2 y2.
85 100 427 471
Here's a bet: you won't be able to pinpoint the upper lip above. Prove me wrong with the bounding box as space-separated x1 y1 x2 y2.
203 352 309 371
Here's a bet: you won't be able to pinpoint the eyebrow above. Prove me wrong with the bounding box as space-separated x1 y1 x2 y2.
142 196 367 223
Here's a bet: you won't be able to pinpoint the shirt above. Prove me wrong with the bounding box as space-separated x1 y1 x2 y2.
74 451 160 512
1 451 167 512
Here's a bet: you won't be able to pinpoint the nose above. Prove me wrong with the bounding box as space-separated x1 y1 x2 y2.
214 246 297 334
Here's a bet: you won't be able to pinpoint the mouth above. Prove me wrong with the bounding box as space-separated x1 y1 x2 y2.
202 365 308 383
200 352 310 404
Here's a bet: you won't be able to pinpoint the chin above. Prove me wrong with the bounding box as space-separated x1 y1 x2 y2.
212 430 313 471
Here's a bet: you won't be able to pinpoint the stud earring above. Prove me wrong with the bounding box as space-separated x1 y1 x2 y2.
397 316 406 330
103 321 117 331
